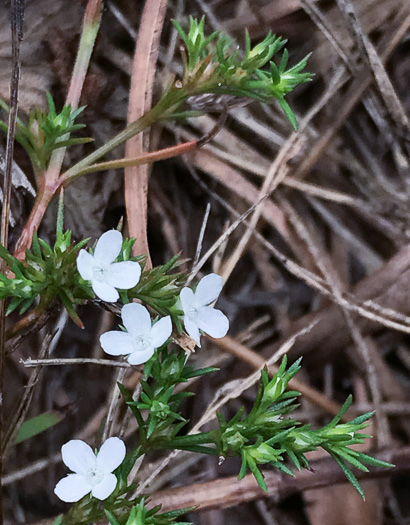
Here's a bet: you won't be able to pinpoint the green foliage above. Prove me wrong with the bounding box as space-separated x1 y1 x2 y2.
105 498 192 525
126 255 187 325
172 17 312 129
123 347 217 447
219 357 393 495
0 230 91 326
173 16 218 71
0 93 92 176
149 356 393 498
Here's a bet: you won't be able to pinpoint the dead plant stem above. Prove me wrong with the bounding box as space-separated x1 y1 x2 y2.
0 2 24 522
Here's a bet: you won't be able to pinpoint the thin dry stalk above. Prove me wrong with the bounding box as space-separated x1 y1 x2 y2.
0 2 24 522
279 198 390 445
294 7 410 179
124 0 169 265
335 0 409 131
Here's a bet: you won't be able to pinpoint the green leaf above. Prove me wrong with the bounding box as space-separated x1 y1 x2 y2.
277 97 298 131
327 395 353 428
348 450 395 469
16 411 63 444
6 296 24 316
58 289 84 328
333 448 369 472
19 296 35 315
32 234 42 259
247 456 267 493
330 452 365 500
104 510 121 525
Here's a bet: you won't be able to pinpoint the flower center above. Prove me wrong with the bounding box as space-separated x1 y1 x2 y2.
85 464 104 487
92 262 109 282
185 300 201 321
133 332 152 352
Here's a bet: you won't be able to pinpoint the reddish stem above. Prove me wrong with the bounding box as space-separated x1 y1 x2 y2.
13 179 60 260
5 306 44 341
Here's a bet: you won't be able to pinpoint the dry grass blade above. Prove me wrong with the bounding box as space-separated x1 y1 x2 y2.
294 5 410 179
335 0 409 131
124 0 168 265
280 198 390 445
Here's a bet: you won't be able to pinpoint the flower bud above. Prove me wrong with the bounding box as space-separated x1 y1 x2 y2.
246 443 282 464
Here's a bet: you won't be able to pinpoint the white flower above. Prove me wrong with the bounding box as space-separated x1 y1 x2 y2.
180 273 229 347
100 303 172 365
77 230 141 303
54 437 126 503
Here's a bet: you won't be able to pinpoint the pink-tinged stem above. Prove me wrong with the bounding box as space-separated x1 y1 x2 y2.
13 0 103 259
13 179 60 260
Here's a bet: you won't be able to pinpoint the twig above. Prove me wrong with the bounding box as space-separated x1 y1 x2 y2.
101 367 127 442
0 2 24 521
293 7 410 179
279 198 390 444
218 60 347 283
193 202 211 269
2 331 55 459
21 357 131 368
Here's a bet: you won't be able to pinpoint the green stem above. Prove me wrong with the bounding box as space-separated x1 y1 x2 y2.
163 430 216 448
46 0 103 184
13 86 188 259
61 86 188 183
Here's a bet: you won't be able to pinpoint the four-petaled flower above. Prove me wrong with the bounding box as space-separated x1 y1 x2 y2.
54 437 126 503
180 273 229 346
100 303 172 365
77 230 141 302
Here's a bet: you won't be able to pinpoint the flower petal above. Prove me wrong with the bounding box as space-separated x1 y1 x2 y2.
195 274 223 306
197 306 229 339
150 316 172 348
100 331 135 357
180 287 195 313
54 473 92 503
92 280 119 302
127 347 155 365
76 250 94 281
91 473 118 500
96 437 126 474
94 230 122 264
106 261 141 290
121 303 151 335
183 317 201 347
61 440 96 475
